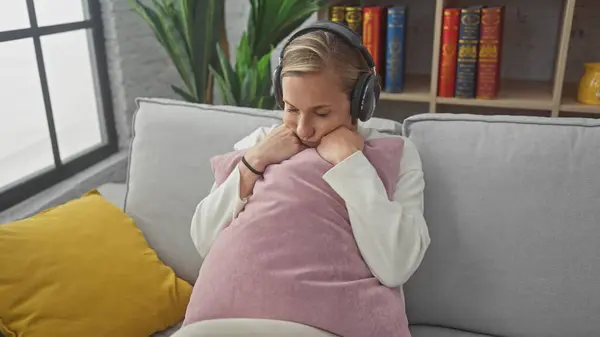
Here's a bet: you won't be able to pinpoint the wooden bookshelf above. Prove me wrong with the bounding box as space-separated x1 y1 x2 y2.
437 80 554 110
319 0 600 118
379 75 430 103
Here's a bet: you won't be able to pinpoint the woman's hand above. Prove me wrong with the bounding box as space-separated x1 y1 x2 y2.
244 124 306 172
317 126 365 165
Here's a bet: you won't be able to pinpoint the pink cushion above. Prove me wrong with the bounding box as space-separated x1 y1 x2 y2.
184 137 410 337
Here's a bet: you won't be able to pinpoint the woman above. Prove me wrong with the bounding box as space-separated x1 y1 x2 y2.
174 21 430 337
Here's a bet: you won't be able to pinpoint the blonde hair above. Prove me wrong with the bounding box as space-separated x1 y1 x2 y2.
281 30 371 98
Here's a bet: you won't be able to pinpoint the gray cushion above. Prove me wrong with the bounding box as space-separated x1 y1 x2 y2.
402 114 600 337
124 97 403 284
98 182 126 210
410 325 493 337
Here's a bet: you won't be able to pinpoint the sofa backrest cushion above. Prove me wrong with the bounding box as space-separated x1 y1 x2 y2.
402 113 600 337
124 97 403 284
124 99 282 284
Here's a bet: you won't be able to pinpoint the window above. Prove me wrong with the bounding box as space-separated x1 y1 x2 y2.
0 0 117 211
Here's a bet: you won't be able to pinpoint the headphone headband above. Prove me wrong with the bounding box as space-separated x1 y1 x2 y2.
273 20 379 122
278 21 376 72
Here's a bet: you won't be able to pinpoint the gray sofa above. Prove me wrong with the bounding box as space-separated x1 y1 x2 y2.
111 98 600 336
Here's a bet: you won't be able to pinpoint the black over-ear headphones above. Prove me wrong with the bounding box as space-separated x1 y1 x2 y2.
273 20 380 122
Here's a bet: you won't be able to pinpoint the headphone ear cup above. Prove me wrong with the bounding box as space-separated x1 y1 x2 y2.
352 73 380 122
362 73 379 121
373 74 381 102
351 73 369 121
273 66 284 109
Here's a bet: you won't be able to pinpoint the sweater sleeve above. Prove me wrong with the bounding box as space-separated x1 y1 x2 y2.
190 125 277 258
190 168 248 258
322 137 431 288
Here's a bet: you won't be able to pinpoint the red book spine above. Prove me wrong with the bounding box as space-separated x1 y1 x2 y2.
438 8 461 97
476 7 505 99
362 6 384 75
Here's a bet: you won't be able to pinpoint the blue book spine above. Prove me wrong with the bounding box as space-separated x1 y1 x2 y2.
385 6 407 93
454 6 483 98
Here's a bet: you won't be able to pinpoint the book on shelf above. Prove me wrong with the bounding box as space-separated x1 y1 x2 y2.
327 4 409 94
384 6 407 93
438 8 461 97
476 6 505 99
345 6 363 37
330 6 347 25
363 6 385 83
455 6 484 98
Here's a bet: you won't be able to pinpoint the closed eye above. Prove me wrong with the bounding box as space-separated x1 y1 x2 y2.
315 108 331 117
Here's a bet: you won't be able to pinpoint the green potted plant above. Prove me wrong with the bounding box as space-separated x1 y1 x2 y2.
130 0 324 108
129 0 226 104
210 0 323 109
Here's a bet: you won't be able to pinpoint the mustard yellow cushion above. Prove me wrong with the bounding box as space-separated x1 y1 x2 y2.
0 190 193 337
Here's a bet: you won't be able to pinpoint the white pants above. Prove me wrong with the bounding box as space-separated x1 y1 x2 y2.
170 319 337 337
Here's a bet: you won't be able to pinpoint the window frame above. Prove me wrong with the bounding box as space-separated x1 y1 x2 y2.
0 0 118 212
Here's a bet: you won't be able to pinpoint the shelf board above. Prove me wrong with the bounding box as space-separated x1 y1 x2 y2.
560 83 600 114
379 75 431 103
561 99 600 114
436 80 554 111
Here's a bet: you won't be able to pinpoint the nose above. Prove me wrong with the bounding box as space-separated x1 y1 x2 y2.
296 116 315 140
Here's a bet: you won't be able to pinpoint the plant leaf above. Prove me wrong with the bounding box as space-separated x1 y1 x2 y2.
209 65 238 106
255 50 272 94
235 33 251 81
215 43 241 104
241 65 259 107
192 0 224 102
171 85 196 102
165 1 191 61
256 94 276 110
247 0 260 55
250 53 274 109
129 0 167 46
256 96 265 109
150 0 195 95
175 0 193 54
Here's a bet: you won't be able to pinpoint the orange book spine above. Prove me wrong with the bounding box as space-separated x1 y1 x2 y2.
362 6 384 75
438 8 460 97
476 7 505 99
